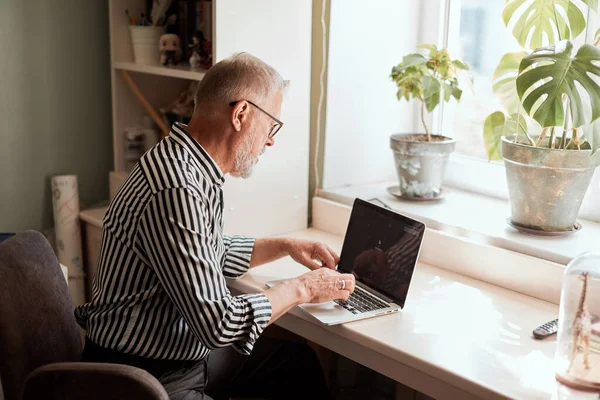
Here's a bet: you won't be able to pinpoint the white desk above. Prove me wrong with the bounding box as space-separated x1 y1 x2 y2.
227 228 597 400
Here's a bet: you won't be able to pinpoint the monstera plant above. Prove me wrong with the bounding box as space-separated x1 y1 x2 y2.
483 0 600 233
387 45 469 200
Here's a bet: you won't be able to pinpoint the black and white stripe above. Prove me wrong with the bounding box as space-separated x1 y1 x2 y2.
75 123 272 360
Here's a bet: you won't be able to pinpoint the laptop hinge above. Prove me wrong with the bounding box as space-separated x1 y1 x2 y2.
356 281 396 304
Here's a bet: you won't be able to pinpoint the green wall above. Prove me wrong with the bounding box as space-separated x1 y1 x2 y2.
0 1 113 232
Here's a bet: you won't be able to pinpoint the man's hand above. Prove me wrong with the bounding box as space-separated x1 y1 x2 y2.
295 268 356 303
285 239 340 270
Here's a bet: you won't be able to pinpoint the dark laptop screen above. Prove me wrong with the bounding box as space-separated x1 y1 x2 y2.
337 199 425 308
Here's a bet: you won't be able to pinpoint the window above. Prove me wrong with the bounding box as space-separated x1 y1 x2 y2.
442 0 523 160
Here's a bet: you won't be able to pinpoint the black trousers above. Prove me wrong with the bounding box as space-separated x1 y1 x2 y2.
82 334 330 400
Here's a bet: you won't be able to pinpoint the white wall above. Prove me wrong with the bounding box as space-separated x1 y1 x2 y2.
322 0 425 189
214 0 312 237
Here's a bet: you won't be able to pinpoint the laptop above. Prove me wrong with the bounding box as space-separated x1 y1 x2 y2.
267 198 426 325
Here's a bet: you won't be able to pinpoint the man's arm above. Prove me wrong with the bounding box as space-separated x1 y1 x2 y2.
222 236 341 275
138 188 271 355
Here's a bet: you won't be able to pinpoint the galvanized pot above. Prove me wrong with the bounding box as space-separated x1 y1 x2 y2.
390 134 456 199
501 134 599 232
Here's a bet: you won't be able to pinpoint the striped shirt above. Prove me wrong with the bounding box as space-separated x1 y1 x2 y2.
75 123 272 361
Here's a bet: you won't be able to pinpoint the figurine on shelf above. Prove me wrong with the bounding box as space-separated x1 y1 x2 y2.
159 33 181 65
188 30 212 69
568 272 592 372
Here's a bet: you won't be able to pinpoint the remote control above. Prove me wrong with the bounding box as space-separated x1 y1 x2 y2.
533 318 558 339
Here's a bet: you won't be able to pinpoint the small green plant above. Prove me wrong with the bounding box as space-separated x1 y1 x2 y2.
483 0 600 160
390 44 469 142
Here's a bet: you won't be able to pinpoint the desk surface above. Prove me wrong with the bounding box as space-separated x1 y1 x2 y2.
227 228 597 400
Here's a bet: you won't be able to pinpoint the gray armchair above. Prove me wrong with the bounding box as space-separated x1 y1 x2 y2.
0 230 168 400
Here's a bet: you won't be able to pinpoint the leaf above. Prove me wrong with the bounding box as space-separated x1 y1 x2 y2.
417 43 438 52
400 54 428 69
483 112 528 160
517 41 600 128
451 85 463 101
595 27 600 43
452 60 469 70
423 75 441 113
581 118 600 154
502 0 587 50
442 83 452 102
492 51 528 114
582 0 599 12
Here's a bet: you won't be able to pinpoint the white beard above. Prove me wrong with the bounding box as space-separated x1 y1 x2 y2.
231 127 259 179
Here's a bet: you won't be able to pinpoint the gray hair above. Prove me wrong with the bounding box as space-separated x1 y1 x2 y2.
194 52 286 109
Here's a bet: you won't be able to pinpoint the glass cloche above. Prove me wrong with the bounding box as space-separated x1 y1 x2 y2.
555 252 600 390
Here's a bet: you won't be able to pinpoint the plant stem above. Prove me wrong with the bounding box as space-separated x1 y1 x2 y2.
420 101 431 142
563 99 572 149
549 127 556 149
573 128 580 149
536 127 551 146
560 128 567 149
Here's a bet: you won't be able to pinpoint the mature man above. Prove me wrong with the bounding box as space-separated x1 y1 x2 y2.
75 53 356 400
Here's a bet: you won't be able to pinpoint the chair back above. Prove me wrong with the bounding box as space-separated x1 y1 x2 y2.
0 231 82 400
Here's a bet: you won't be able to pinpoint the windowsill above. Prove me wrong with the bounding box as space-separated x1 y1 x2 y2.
318 181 600 266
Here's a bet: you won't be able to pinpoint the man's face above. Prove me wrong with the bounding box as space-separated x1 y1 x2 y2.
231 92 283 178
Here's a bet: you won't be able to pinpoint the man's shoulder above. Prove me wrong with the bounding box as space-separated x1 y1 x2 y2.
139 138 202 194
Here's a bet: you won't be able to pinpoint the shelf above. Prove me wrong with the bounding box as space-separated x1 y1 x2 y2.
113 61 207 81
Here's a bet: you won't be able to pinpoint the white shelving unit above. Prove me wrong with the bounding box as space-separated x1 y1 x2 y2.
106 0 313 237
113 61 208 81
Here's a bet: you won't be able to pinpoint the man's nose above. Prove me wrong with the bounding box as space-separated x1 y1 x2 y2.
266 136 275 147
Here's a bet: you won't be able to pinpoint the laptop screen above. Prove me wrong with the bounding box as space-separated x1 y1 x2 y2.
337 199 425 308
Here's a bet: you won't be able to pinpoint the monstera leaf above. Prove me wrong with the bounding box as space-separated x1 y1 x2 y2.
483 112 529 160
516 41 600 129
581 118 600 154
502 0 596 50
492 52 528 114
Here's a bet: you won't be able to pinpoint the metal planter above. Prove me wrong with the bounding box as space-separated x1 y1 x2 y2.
501 134 599 232
390 134 455 199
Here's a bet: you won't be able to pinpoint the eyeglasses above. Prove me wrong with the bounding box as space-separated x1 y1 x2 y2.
229 100 284 138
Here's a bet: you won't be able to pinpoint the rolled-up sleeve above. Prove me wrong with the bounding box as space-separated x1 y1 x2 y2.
138 188 272 355
222 235 255 278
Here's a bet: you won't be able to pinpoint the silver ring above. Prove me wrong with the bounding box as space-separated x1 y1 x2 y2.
340 280 346 290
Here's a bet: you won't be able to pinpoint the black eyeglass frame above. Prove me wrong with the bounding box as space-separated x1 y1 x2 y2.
229 100 284 138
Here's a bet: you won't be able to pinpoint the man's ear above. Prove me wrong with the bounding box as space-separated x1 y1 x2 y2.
232 101 250 132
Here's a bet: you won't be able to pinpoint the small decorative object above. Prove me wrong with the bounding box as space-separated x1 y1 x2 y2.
159 33 182 66
188 30 212 69
126 2 173 65
389 44 469 200
555 252 600 390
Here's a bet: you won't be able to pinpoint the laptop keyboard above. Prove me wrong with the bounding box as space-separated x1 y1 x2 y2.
334 288 389 314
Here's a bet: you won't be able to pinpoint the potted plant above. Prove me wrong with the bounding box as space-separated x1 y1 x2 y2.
483 0 600 233
389 44 469 200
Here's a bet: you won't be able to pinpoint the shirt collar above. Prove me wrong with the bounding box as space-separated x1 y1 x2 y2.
170 123 225 187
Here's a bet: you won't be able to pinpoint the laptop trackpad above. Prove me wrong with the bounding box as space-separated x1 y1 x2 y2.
299 301 350 322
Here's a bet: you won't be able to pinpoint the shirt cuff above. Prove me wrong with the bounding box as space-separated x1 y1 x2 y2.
232 293 272 355
222 236 256 278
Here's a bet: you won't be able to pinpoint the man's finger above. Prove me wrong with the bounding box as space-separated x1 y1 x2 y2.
316 244 336 269
324 244 340 265
302 256 322 271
